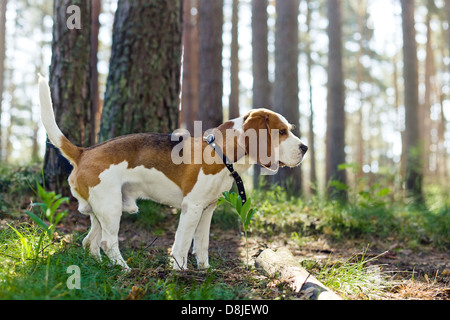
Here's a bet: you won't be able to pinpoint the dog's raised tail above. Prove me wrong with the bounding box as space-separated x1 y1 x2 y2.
38 74 82 166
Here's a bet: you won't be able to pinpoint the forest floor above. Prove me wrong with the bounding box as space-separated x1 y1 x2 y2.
1 165 448 300
59 204 450 300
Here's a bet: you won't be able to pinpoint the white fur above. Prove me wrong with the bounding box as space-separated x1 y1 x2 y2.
280 131 305 167
38 74 64 148
231 116 244 130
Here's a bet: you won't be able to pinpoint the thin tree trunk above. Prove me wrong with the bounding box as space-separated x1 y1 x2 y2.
251 0 271 189
421 13 432 175
356 0 365 180
305 0 317 194
326 0 347 201
271 0 301 196
198 0 223 130
0 0 7 162
401 0 423 203
393 52 406 196
229 0 240 120
90 0 101 145
180 0 199 135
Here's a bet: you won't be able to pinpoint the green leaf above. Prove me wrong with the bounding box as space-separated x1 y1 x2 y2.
235 195 243 215
55 210 68 226
217 192 257 235
217 198 227 207
50 197 69 216
229 192 238 209
30 202 46 208
25 210 51 237
241 198 251 215
244 209 257 232
239 198 251 224
8 224 25 241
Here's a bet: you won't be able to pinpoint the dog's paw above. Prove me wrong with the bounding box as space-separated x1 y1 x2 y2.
196 259 210 270
171 255 188 271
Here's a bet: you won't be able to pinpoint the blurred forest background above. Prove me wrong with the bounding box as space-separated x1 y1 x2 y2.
0 0 449 204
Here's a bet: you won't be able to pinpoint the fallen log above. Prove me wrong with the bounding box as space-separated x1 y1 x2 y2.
255 247 342 300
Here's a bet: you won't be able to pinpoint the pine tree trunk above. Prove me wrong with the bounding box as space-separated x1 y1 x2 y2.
271 0 302 196
326 0 347 201
198 0 223 130
0 0 7 162
401 0 423 203
355 0 365 180
180 0 199 135
251 0 271 188
90 0 101 145
99 0 182 140
229 0 240 120
422 13 432 176
44 0 92 194
305 0 317 194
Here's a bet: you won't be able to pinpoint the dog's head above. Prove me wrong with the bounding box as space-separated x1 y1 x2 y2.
237 108 308 171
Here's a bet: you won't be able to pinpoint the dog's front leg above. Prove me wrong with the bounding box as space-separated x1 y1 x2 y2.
192 201 217 269
171 201 204 270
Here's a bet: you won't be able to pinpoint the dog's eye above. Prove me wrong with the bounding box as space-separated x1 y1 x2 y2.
279 129 287 136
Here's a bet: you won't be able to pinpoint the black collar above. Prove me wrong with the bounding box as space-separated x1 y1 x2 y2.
204 134 247 204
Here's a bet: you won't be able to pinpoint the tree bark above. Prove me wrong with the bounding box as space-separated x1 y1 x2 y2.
90 0 101 145
180 0 199 135
326 0 347 201
99 0 182 140
305 0 317 194
255 248 342 300
0 0 7 162
401 0 423 203
251 0 271 188
198 0 223 130
229 0 240 120
44 0 92 194
271 0 302 196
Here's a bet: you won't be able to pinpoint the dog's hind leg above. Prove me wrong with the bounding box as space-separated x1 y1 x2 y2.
82 214 102 261
97 210 129 270
90 189 129 271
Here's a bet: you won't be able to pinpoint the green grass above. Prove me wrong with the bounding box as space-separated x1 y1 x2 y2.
251 184 449 250
0 164 448 300
0 226 254 300
303 249 393 300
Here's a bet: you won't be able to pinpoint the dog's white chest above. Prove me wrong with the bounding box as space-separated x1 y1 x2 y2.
186 168 234 205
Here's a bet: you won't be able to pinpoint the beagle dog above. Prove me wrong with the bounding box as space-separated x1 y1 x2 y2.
38 75 307 270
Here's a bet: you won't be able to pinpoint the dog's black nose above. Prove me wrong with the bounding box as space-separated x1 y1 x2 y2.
300 144 308 153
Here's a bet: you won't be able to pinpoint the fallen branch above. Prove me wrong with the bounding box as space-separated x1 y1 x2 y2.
255 247 342 300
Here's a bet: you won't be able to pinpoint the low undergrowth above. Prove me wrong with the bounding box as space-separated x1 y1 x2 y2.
0 165 448 300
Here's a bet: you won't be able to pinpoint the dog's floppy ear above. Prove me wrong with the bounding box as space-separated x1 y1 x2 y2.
239 110 279 171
